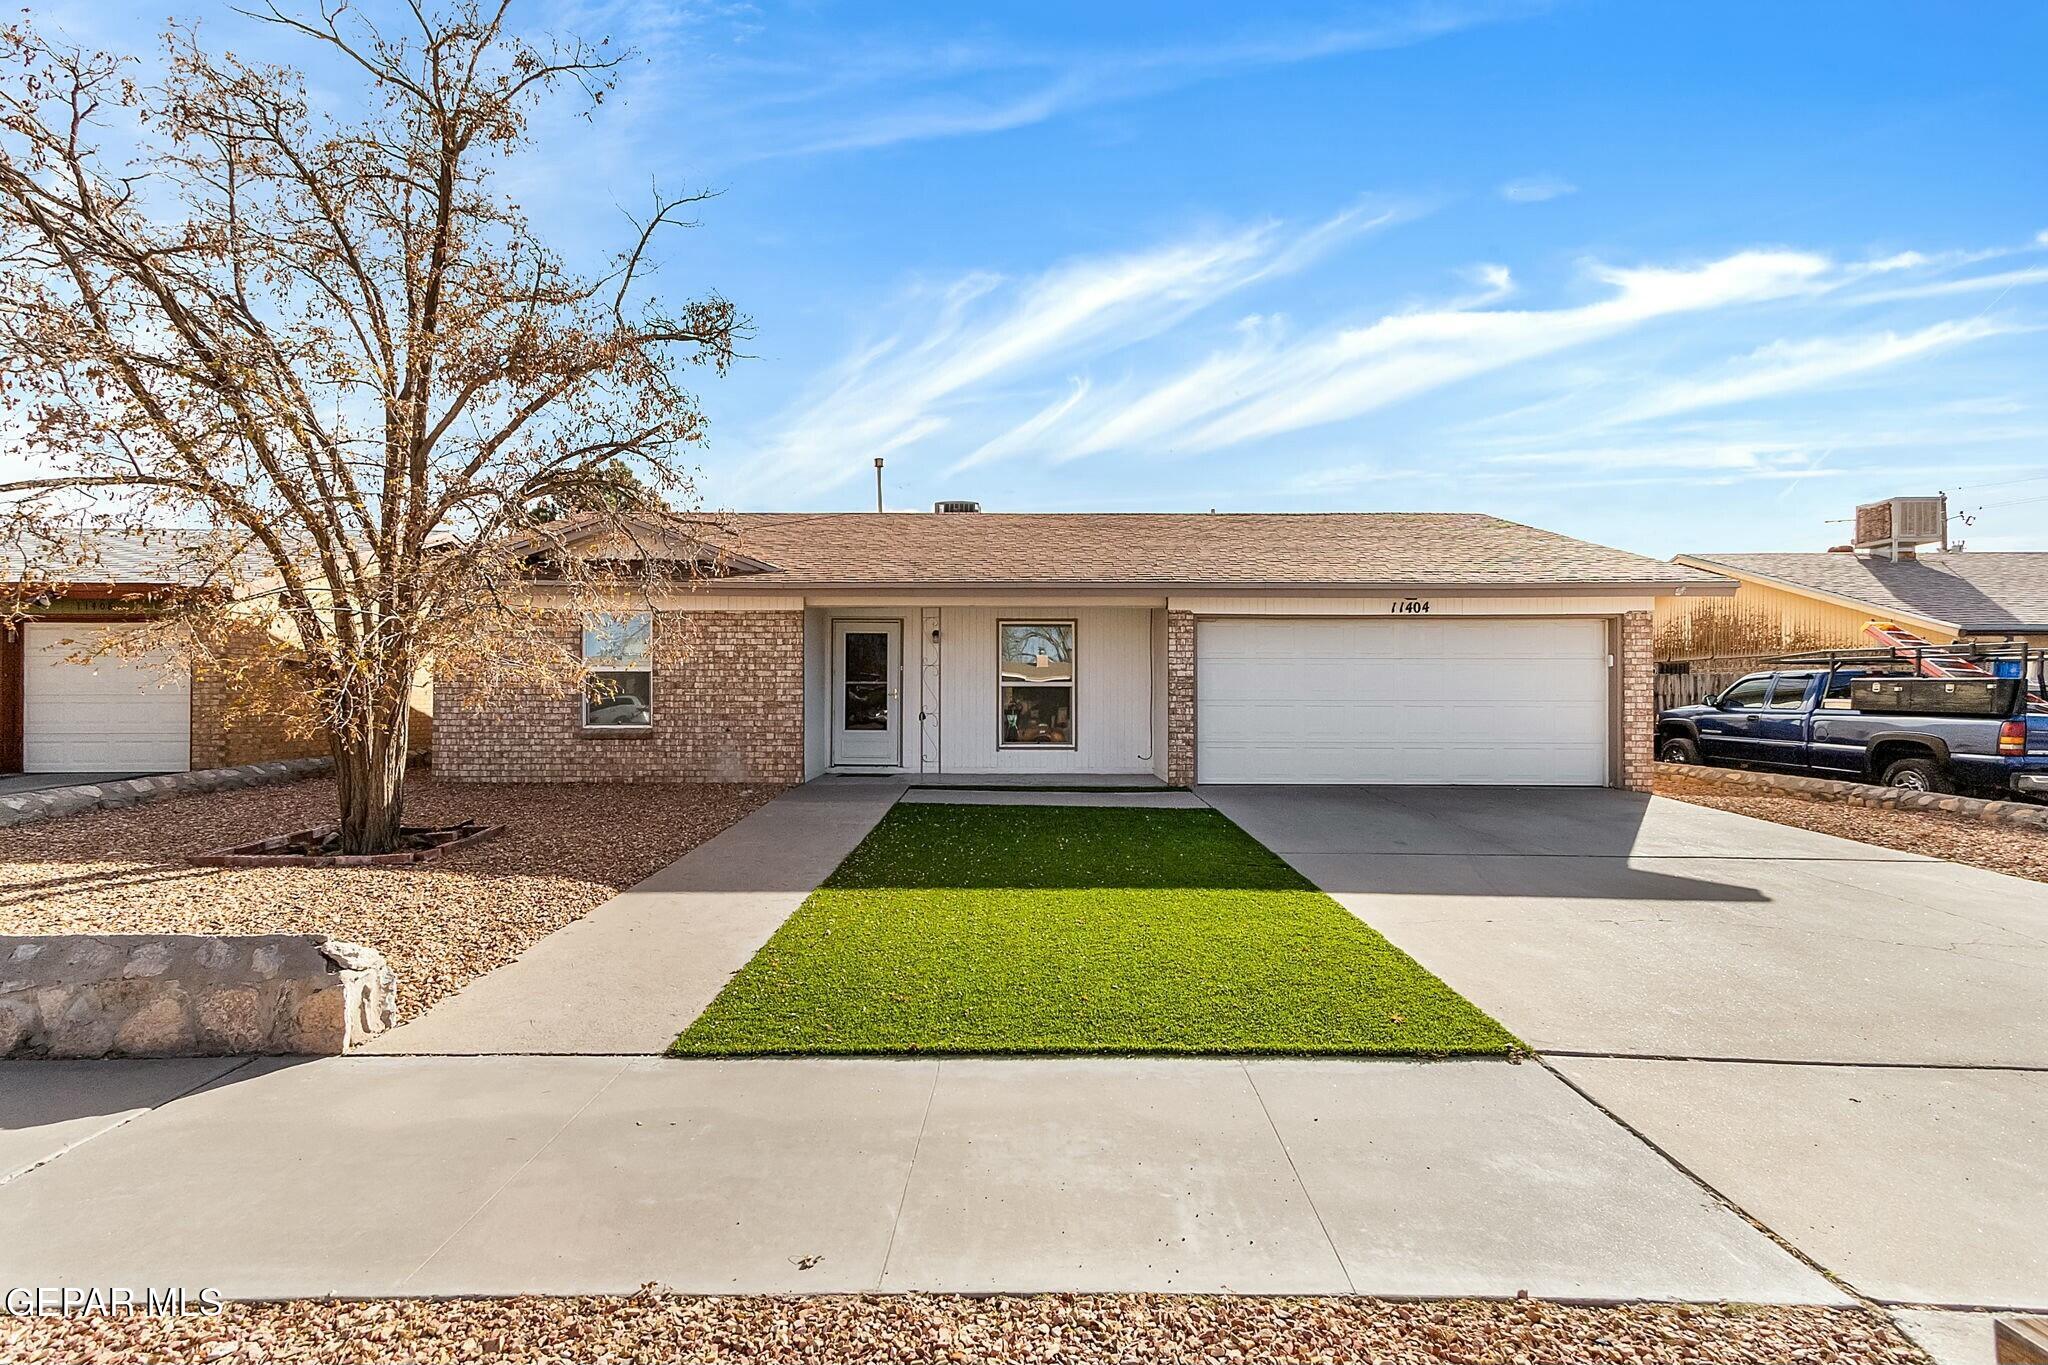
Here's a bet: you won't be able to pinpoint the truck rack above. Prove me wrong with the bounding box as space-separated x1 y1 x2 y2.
1771 630 2045 709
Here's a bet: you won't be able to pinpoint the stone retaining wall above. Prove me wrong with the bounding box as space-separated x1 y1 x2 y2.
0 757 332 830
0 934 396 1058
1654 761 2048 831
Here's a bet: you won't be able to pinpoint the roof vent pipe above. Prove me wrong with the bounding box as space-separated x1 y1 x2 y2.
933 500 982 514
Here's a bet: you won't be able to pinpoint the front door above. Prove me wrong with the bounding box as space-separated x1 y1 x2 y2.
832 620 901 767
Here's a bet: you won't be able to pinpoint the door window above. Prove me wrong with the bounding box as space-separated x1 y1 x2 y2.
1717 676 1771 710
1767 673 1815 710
842 630 890 731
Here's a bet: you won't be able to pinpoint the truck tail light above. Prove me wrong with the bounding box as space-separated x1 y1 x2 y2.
2000 719 2027 755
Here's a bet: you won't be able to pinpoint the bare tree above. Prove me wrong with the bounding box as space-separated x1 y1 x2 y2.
0 1 742 851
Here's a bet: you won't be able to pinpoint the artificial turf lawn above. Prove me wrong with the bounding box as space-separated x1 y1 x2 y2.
670 804 1519 1057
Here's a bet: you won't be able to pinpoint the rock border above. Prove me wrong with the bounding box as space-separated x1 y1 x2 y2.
0 758 333 830
190 820 502 868
1 933 397 1057
1655 761 2048 830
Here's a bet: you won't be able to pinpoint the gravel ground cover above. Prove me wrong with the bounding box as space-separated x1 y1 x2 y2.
1654 771 2048 885
674 804 1518 1056
0 1293 1928 1364
0 776 779 1021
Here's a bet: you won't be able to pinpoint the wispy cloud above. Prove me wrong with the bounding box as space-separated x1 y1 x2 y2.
605 2 1539 164
1037 249 1834 459
1851 264 2048 303
1499 174 1576 203
1616 319 2016 422
729 200 1412 496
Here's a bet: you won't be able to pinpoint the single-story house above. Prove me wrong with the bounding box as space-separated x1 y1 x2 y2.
435 508 1734 791
1661 497 2048 700
1 530 427 778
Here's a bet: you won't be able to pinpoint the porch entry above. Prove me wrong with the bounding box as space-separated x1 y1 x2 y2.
831 619 902 767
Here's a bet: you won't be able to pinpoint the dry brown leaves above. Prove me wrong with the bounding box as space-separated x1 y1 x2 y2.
0 776 779 1021
1653 772 2048 885
0 1292 1929 1364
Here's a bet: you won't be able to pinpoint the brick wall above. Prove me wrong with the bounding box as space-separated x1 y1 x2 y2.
1165 610 1196 787
1619 608 1654 792
433 609 803 784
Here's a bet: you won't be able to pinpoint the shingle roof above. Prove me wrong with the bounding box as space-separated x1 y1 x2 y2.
1680 552 2048 632
671 512 1724 590
0 527 226 587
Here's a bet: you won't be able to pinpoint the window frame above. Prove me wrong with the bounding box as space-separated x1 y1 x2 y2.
996 619 1077 750
1766 672 1816 710
581 611 655 730
1716 674 1772 710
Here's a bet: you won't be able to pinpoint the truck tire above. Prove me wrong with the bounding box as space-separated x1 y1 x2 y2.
1880 756 1954 794
1659 736 1703 765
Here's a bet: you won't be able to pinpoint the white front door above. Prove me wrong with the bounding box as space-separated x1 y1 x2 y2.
24 623 192 772
831 620 902 767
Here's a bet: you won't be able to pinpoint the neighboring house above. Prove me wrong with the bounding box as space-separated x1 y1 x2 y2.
0 530 429 777
1662 497 2048 702
435 508 1733 792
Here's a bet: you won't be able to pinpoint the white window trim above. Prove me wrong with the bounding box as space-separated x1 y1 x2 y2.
997 618 1077 750
583 612 655 730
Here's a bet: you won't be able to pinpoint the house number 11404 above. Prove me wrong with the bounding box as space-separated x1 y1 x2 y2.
1388 598 1432 614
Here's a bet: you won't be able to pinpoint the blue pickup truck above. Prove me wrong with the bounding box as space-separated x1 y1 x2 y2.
1657 665 2048 797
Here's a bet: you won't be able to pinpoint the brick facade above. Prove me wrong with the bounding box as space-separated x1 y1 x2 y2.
433 609 803 785
1165 610 1196 787
1619 608 1655 793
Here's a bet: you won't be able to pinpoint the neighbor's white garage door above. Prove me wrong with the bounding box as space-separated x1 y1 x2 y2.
1196 617 1609 785
24 623 191 772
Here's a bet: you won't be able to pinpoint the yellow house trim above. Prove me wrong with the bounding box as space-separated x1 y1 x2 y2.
1672 555 1961 639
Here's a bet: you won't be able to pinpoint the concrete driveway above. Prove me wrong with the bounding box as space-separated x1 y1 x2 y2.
1200 784 2048 1310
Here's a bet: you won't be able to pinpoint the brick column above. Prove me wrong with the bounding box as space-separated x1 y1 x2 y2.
1619 609 1654 792
1166 610 1196 787
188 658 227 772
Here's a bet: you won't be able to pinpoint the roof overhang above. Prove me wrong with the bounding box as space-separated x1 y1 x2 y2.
1673 554 1961 635
694 575 1735 598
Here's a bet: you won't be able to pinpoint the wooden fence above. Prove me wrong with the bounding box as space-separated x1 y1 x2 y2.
1654 658 1769 712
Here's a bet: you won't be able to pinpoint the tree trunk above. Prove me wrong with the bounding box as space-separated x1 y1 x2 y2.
332 696 411 855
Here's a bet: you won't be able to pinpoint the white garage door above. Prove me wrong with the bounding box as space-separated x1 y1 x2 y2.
1197 617 1610 785
24 624 191 772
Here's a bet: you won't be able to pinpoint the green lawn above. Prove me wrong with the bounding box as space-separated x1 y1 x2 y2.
670 803 1520 1058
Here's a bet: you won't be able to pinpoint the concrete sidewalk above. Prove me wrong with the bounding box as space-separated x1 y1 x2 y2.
0 1055 1840 1302
367 780 905 1054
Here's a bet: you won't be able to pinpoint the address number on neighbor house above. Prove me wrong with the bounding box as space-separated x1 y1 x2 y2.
1387 598 1432 614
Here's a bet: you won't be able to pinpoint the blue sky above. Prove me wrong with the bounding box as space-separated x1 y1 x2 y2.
51 0 2048 554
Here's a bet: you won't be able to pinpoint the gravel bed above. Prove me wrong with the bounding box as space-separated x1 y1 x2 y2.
1656 771 2048 885
0 777 780 1022
0 1293 1927 1364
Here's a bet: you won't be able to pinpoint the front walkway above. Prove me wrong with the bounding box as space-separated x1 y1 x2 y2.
0 1054 1836 1302
366 779 905 1054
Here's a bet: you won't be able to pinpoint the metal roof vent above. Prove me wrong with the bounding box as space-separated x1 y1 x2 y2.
933 500 982 514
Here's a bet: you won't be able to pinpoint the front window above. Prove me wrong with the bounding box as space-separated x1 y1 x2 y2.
999 621 1075 747
583 612 652 728
1717 675 1771 710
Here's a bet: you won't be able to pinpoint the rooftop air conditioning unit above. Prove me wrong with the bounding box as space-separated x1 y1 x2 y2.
1853 495 1947 560
933 500 982 514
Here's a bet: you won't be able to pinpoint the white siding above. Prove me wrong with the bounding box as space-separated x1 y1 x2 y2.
937 605 1155 774
1173 593 1656 617
801 607 829 779
1149 607 1169 781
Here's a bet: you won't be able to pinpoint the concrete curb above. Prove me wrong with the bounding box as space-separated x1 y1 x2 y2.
0 758 333 830
1654 761 2048 831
